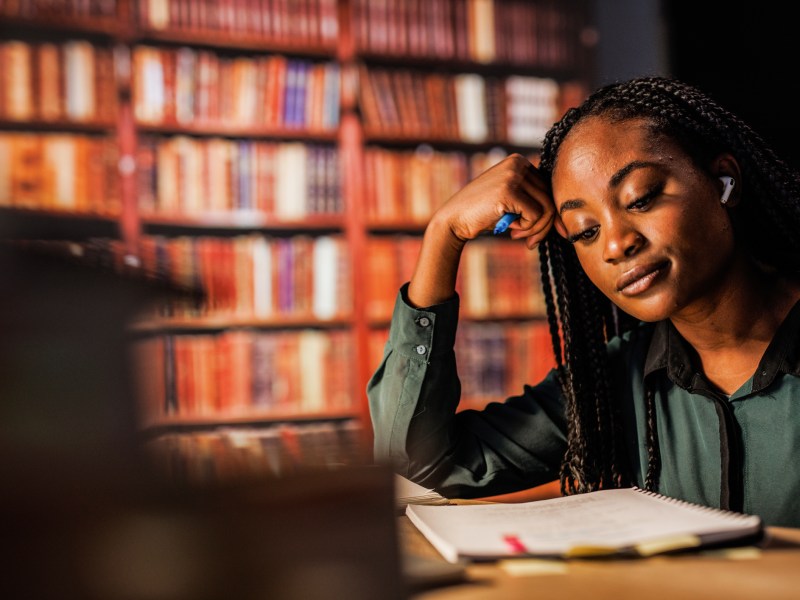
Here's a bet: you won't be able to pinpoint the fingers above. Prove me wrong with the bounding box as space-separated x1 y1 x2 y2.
510 212 554 249
503 166 556 248
442 153 555 244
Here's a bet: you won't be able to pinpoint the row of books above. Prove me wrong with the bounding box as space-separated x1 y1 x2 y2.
6 0 586 71
353 0 588 68
368 319 556 410
133 328 356 423
364 144 469 224
0 0 118 19
364 145 538 224
141 421 367 484
138 0 340 46
0 40 117 123
137 234 352 321
460 239 546 318
365 236 546 321
360 66 575 145
455 320 556 407
132 45 341 130
137 137 342 217
0 133 120 213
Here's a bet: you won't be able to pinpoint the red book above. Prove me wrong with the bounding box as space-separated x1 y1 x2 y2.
259 0 273 38
365 237 398 321
392 0 408 55
173 336 193 416
36 42 62 121
372 68 401 133
452 0 469 61
96 45 117 122
266 54 287 128
197 334 218 415
228 330 254 413
169 0 181 29
351 0 368 51
392 69 418 135
358 65 383 133
161 47 176 123
406 0 421 56
316 0 337 43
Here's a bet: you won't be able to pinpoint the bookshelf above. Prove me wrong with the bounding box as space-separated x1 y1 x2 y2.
1 0 596 485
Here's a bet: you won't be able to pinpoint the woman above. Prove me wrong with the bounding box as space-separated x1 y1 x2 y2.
367 77 800 527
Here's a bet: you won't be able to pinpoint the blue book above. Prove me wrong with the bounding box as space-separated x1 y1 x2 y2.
294 60 310 128
283 60 298 128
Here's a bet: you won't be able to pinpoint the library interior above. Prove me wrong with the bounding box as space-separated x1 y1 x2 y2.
2 1 799 598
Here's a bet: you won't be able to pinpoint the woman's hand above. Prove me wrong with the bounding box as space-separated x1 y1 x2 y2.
407 154 556 308
433 153 556 250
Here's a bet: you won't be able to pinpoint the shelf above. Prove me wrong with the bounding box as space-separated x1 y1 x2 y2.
0 119 117 134
139 409 358 433
0 206 120 240
131 315 354 333
136 122 339 141
366 221 427 234
356 51 586 79
461 312 548 322
0 15 130 40
140 212 346 233
362 131 541 153
137 28 338 57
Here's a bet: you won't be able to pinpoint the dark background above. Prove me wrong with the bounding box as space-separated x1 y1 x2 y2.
664 3 800 170
594 1 800 171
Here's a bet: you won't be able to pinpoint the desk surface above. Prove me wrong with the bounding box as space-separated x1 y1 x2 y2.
400 518 800 599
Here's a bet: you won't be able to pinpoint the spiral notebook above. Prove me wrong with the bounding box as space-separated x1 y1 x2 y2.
406 487 764 563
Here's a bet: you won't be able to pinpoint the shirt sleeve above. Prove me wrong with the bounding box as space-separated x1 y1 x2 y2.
367 283 568 499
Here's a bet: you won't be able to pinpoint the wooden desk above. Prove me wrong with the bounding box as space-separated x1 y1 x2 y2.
400 517 800 599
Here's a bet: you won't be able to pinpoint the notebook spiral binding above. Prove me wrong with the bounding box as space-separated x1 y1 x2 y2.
632 487 757 522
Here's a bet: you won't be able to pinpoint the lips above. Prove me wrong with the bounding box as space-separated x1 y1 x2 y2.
616 261 669 296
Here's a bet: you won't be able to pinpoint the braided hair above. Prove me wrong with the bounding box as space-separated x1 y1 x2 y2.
536 76 800 495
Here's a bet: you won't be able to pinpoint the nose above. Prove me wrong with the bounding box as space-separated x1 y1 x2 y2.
602 220 645 263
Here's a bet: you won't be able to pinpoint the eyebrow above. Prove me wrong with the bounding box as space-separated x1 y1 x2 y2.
559 160 661 215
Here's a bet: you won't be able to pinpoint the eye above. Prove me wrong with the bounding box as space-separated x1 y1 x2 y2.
626 182 664 211
567 225 600 244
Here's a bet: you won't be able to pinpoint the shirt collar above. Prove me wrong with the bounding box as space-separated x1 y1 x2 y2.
643 299 800 394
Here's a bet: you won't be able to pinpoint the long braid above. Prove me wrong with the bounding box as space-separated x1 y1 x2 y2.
537 241 563 369
537 76 800 494
643 383 661 491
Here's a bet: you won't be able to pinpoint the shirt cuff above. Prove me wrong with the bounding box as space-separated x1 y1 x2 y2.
387 282 460 360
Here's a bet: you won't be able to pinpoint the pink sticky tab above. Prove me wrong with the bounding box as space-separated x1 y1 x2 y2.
502 534 528 554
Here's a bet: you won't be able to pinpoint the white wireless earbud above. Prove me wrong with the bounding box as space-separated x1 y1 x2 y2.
719 176 735 204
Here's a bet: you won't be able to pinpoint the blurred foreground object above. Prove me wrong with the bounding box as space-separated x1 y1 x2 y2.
0 243 404 600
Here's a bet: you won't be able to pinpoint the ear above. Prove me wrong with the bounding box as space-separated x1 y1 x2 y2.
711 153 742 207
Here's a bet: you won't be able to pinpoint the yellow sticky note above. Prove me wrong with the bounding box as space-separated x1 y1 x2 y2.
700 546 762 560
499 559 569 576
635 534 701 557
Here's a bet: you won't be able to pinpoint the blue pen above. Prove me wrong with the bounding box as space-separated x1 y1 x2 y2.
493 212 520 235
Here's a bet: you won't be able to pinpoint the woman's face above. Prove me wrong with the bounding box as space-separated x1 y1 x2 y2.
551 116 739 322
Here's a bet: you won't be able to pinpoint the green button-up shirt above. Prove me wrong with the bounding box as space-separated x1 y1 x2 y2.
367 284 800 527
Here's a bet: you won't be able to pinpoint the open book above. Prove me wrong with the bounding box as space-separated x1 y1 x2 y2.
406 487 763 563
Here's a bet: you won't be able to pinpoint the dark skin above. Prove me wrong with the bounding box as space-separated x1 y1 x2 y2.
408 116 800 395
